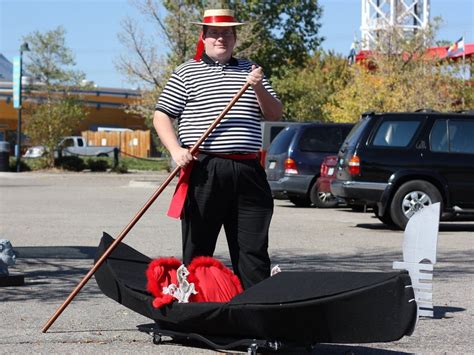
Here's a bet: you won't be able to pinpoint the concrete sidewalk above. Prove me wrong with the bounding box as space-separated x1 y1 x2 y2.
0 171 473 354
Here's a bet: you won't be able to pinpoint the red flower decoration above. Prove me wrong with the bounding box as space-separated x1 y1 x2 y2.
145 256 243 308
145 257 181 308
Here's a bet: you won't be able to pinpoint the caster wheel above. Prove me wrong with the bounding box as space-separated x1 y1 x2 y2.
153 334 162 345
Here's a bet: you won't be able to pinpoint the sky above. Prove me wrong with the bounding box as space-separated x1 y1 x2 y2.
1 0 473 89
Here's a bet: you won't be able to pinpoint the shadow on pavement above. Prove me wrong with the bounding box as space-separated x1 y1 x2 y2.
136 335 411 355
262 250 474 278
433 306 466 319
0 258 102 303
15 246 97 259
357 222 474 232
274 343 410 355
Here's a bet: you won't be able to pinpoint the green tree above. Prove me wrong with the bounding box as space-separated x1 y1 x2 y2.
272 52 351 121
117 0 324 116
118 0 323 83
324 22 473 123
22 26 88 167
231 0 323 78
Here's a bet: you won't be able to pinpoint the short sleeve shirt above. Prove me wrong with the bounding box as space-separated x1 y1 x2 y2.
155 53 278 153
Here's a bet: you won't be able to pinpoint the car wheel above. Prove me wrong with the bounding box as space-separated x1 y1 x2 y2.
310 183 338 208
390 180 442 230
289 196 311 207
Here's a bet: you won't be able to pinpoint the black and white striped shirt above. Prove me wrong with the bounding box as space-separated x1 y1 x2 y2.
155 53 278 153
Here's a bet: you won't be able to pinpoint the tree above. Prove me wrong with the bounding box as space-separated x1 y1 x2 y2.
118 0 323 82
271 52 351 121
22 26 88 167
231 0 323 78
116 1 207 153
324 23 473 123
116 0 324 123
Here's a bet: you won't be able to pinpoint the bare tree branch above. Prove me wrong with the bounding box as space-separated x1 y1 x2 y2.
116 17 163 88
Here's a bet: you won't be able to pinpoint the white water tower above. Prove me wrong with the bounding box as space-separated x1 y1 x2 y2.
360 0 430 50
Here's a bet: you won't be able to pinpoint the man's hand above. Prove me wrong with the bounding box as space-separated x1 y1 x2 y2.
171 147 195 168
245 64 283 121
247 64 264 88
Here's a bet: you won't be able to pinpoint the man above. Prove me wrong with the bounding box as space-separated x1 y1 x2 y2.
154 9 283 289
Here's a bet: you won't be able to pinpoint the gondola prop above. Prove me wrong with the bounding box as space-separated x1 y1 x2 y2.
42 82 419 354
94 233 417 353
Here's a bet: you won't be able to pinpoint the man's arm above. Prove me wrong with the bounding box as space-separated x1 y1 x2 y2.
247 65 283 121
153 111 194 167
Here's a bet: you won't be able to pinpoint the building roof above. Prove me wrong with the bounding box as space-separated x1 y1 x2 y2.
355 43 474 62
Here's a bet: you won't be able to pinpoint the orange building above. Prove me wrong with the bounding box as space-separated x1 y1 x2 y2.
0 81 147 147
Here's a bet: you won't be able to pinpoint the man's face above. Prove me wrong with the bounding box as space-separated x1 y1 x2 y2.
203 26 236 61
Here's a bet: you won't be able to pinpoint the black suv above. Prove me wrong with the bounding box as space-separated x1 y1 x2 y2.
265 123 353 207
331 111 474 229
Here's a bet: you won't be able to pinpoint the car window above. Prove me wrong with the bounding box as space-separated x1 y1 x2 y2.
298 127 344 153
342 126 353 138
77 138 84 147
342 116 370 148
449 120 474 154
267 127 296 155
63 138 74 148
430 119 449 152
372 120 421 147
270 126 286 143
431 119 474 154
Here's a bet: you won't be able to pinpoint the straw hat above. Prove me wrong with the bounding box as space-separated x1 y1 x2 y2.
192 9 244 27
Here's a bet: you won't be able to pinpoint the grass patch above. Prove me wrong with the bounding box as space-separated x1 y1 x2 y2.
118 156 170 171
11 155 170 172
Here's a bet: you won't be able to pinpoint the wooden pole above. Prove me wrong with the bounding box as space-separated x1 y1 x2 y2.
42 82 250 333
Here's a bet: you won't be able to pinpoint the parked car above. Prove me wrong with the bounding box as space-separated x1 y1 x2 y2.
23 145 46 158
59 136 117 157
23 136 117 159
314 155 340 208
265 123 353 207
331 110 474 230
259 121 300 166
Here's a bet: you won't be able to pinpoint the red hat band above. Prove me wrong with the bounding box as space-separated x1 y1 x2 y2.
203 15 236 24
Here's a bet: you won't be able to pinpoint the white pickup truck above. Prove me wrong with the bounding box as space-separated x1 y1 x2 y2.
24 136 117 158
59 136 117 157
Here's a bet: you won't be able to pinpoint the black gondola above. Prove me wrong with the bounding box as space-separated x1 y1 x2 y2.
94 232 417 352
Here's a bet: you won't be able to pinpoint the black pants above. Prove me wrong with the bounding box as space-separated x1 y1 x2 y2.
182 154 273 289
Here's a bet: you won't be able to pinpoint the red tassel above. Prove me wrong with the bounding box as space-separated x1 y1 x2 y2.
194 31 205 61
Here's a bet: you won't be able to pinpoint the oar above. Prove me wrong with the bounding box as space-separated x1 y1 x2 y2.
42 82 251 333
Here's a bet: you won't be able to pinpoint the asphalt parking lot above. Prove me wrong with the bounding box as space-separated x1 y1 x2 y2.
0 171 473 354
